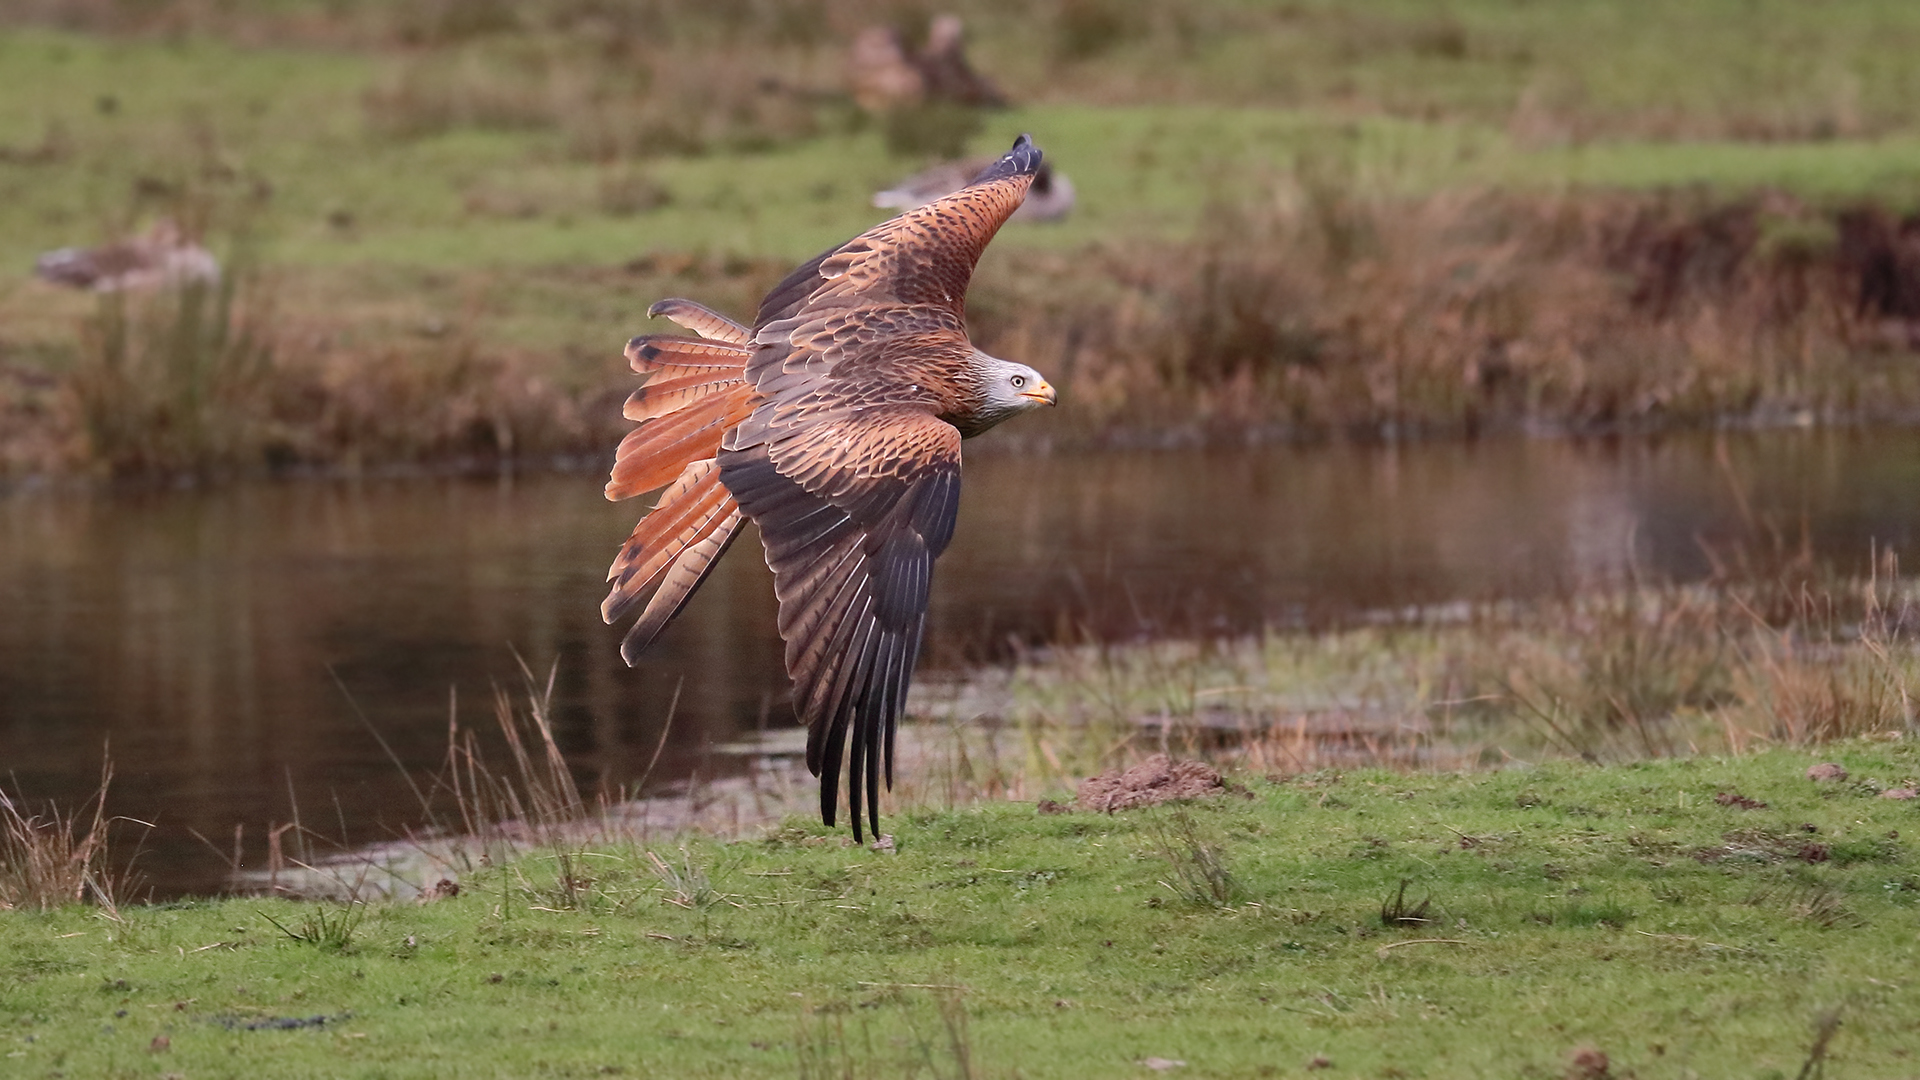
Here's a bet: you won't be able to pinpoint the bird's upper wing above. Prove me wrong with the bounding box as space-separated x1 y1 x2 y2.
719 408 960 842
754 134 1040 330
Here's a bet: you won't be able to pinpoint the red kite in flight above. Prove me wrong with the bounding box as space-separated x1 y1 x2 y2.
603 135 1056 841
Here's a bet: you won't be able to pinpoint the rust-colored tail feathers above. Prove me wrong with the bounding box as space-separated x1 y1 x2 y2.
603 300 760 664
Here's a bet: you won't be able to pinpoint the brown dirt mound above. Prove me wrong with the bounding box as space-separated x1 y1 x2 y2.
1075 755 1223 812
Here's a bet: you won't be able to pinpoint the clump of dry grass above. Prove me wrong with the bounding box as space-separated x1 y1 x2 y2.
1491 586 1738 760
1729 553 1917 746
69 273 277 475
974 629 1467 786
440 658 585 852
237 657 752 903
0 762 130 914
1414 544 1915 757
49 263 621 478
1143 806 1239 908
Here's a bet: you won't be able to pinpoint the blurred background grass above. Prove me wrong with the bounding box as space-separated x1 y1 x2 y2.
7 0 1920 474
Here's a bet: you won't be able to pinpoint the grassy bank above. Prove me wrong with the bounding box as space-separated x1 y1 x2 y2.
958 560 1920 779
9 4 1920 473
4 746 1918 1078
5 552 1918 1073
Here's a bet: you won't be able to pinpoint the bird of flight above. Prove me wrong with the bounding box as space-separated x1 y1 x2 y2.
602 135 1057 842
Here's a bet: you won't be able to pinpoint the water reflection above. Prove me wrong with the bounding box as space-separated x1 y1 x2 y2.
1 430 1915 895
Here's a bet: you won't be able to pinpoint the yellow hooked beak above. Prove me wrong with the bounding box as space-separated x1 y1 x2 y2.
1019 378 1058 407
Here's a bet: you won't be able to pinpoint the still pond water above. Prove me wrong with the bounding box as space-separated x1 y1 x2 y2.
2 430 1916 896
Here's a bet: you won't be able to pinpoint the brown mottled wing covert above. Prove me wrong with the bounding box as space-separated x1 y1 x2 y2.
718 134 1043 840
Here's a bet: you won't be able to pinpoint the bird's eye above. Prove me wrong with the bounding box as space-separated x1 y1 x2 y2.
1010 375 1026 389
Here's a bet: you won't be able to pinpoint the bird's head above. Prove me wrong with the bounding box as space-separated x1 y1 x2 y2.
966 352 1056 433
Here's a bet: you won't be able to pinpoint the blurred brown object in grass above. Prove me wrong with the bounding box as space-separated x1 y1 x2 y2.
848 14 1006 113
35 220 219 294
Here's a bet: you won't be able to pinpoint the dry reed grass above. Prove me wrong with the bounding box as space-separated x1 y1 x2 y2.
439 659 585 851
69 276 277 475
958 540 1916 776
980 180 1920 444
228 657 794 902
1490 586 1738 760
19 159 629 478
1728 552 1918 747
0 761 133 915
45 266 620 478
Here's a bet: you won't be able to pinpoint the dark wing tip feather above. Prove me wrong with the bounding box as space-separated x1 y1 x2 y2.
967 134 1041 186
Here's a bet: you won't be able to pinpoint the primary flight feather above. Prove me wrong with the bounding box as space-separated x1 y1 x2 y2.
603 135 1057 842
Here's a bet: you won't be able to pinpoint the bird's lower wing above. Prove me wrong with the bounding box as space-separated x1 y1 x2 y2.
719 409 962 842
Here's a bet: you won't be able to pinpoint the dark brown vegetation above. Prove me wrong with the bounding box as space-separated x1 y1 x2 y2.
12 278 623 477
15 188 1920 478
976 186 1920 445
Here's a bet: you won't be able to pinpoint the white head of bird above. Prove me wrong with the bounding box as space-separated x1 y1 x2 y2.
967 351 1056 431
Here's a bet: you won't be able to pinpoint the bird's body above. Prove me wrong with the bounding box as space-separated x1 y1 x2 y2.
604 136 1055 842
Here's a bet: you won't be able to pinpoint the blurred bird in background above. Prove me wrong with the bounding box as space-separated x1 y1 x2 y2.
848 13 1006 113
874 156 1075 222
34 220 219 293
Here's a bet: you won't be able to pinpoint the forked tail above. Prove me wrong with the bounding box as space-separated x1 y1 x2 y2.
602 300 760 664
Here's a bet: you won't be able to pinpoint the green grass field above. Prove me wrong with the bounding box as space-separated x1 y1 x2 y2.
5 746 1918 1078
9 15 1920 280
